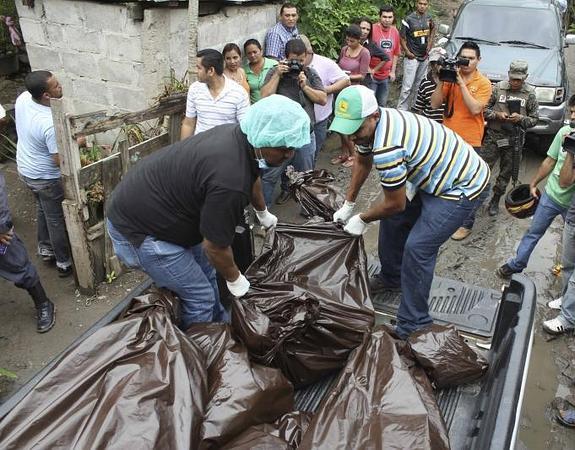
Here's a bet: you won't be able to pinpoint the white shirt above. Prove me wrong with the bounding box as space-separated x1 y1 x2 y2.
15 92 60 180
0 103 5 120
185 76 249 135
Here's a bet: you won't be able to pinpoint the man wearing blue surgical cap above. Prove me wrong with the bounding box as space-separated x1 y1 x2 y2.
107 95 310 328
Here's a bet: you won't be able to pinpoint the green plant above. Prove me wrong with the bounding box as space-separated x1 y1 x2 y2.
106 270 117 284
155 68 189 101
291 0 417 59
79 145 103 167
0 0 19 55
0 133 16 162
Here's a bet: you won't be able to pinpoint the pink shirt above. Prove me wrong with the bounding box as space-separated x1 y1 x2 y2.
309 54 349 122
338 46 370 83
370 24 400 80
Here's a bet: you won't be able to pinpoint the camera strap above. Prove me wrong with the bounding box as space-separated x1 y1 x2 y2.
443 85 454 119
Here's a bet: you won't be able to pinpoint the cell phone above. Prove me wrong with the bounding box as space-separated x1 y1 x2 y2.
0 243 7 255
564 132 575 155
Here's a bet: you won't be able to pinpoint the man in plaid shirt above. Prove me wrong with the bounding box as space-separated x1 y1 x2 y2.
265 3 299 60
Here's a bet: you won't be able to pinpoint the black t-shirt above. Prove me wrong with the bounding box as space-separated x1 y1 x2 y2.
263 66 325 126
107 124 259 248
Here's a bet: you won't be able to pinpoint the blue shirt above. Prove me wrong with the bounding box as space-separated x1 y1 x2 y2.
264 22 299 60
15 92 60 180
359 108 490 201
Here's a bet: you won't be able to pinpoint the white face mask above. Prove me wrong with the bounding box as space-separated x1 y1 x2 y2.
255 148 268 169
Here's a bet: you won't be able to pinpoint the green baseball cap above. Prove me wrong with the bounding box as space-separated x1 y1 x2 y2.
329 85 379 135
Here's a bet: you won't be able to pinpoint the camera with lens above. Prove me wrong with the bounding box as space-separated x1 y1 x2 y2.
437 56 470 83
564 131 575 155
285 59 304 75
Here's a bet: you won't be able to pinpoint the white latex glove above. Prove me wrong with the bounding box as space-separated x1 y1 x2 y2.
333 200 355 224
255 208 278 229
343 214 367 236
226 273 250 297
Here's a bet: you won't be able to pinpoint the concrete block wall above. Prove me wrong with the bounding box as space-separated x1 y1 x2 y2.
16 1 278 115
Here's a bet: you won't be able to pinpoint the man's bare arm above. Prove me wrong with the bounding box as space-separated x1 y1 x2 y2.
180 116 197 140
345 152 373 202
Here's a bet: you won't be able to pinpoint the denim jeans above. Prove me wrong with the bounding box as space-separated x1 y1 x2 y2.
313 118 329 163
107 220 228 328
558 221 575 325
0 233 39 289
21 176 72 269
397 58 428 111
375 192 480 338
507 191 567 272
261 132 316 206
368 77 389 107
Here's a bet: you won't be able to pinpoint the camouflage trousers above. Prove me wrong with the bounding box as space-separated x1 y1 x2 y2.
479 129 522 197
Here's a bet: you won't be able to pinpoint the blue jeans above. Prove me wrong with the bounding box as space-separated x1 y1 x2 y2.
313 118 329 163
507 191 567 272
21 176 72 269
560 221 575 325
261 132 316 206
376 192 480 338
368 77 389 107
107 220 228 328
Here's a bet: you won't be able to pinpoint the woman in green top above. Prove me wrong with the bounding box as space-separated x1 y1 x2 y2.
243 39 278 104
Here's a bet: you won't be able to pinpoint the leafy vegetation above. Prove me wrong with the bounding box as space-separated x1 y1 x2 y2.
291 0 417 59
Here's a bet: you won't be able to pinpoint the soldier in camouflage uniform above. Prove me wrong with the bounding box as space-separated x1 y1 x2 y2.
483 60 539 215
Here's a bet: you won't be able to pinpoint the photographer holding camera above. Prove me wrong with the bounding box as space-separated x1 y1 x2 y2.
483 60 539 216
260 38 327 206
430 41 492 240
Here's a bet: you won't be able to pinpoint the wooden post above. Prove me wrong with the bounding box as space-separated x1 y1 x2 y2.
102 154 123 279
168 112 182 144
51 98 95 292
188 0 199 83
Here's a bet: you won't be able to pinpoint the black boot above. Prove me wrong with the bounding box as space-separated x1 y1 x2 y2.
27 282 55 333
488 194 501 216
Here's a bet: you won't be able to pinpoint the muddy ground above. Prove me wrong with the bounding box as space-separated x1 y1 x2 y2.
1 0 575 448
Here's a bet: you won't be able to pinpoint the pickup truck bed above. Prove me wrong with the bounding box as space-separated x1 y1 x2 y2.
0 272 535 450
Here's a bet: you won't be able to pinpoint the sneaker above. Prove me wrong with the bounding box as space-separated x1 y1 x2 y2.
451 227 472 241
57 266 73 278
275 190 291 205
37 301 55 333
368 275 401 295
41 255 56 263
547 297 563 310
542 316 574 335
496 263 517 279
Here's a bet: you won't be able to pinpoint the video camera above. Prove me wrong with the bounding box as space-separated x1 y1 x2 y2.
564 131 575 155
437 56 470 83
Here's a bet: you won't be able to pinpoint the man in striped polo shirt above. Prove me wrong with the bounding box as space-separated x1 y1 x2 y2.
331 85 490 338
181 49 249 139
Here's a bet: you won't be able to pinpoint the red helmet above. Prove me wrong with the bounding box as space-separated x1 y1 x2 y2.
505 184 540 219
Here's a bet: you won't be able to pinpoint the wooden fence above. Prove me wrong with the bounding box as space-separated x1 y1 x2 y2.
50 93 186 292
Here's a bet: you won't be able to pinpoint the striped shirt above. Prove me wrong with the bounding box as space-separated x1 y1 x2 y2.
360 108 489 201
413 73 443 123
185 77 249 135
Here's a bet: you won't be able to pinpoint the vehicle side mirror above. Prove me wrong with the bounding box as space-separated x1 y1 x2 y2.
565 34 575 45
438 24 450 36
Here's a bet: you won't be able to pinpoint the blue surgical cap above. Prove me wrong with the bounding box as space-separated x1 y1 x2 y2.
240 95 311 149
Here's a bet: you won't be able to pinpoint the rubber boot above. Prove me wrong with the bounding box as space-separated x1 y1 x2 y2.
488 193 501 217
27 282 55 333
